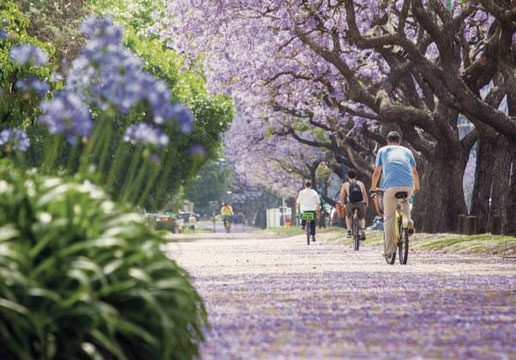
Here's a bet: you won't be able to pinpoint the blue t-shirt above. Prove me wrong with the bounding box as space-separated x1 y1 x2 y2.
375 145 416 189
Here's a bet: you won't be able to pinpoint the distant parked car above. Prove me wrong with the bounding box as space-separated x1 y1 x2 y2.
178 212 200 223
155 214 177 232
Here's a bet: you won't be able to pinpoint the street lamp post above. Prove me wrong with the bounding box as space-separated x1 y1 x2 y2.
209 200 218 233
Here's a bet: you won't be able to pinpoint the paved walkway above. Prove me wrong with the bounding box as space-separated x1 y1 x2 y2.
165 231 516 359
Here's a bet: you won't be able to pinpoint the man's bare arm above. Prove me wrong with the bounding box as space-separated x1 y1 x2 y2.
371 167 382 191
339 184 346 204
412 167 420 192
360 182 369 206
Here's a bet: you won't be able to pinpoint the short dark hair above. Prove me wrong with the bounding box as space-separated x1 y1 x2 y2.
305 181 312 188
387 131 401 143
347 169 357 179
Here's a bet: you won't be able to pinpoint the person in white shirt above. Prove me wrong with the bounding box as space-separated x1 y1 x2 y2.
296 181 321 242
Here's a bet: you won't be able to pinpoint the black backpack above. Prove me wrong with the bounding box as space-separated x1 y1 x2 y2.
348 182 363 203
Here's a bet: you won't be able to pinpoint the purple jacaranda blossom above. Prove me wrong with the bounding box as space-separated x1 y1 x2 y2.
39 90 92 144
169 233 516 360
15 76 50 97
0 128 30 152
9 44 48 67
124 123 169 146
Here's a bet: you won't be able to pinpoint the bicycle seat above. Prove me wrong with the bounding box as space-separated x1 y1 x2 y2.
395 191 408 199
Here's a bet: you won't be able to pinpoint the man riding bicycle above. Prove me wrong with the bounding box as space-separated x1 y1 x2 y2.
296 181 321 242
371 131 420 259
339 169 368 241
220 203 234 228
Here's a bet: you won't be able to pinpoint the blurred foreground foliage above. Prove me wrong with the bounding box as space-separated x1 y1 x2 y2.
0 159 206 359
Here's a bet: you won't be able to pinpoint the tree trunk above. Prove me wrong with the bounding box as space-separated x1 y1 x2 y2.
287 197 297 226
489 135 512 233
412 145 467 233
470 136 496 233
506 147 516 236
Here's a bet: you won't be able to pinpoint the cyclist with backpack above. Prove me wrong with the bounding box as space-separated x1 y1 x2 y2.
339 169 368 240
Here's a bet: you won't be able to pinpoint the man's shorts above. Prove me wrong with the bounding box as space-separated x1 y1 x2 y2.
346 202 366 219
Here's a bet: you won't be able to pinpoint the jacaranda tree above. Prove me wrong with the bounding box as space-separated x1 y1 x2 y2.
158 0 516 234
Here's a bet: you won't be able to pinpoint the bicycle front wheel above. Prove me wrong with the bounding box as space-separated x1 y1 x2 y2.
399 228 409 264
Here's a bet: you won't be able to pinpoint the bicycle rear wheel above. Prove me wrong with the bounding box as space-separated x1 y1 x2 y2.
306 221 310 245
353 216 360 251
399 228 409 264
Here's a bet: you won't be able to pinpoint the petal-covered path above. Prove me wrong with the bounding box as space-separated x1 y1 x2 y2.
166 232 516 360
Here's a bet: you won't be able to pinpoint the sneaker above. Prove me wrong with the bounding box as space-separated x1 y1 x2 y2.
311 236 316 242
360 231 366 241
302 225 305 230
347 231 352 238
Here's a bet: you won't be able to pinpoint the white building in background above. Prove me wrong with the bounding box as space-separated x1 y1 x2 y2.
266 207 292 228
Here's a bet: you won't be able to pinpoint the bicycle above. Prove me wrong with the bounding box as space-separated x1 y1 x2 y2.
301 211 315 245
223 216 231 233
371 189 410 265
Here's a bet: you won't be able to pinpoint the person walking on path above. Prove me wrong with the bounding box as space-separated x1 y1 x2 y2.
296 181 321 242
370 131 420 259
339 168 368 240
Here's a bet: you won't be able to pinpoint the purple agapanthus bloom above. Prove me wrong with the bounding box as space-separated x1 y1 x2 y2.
0 128 30 151
39 90 92 144
171 103 194 133
15 76 50 97
0 29 7 40
2 19 9 26
124 123 169 147
188 143 205 156
9 44 48 67
67 16 185 127
80 16 122 44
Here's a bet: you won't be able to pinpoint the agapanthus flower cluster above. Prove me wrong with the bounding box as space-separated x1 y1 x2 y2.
124 123 169 146
80 16 123 44
9 43 48 67
67 16 192 131
0 128 30 152
15 76 50 97
39 90 92 144
0 19 8 40
171 103 194 133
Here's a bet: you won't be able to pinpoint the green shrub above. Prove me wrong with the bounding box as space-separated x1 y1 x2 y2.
0 159 206 360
